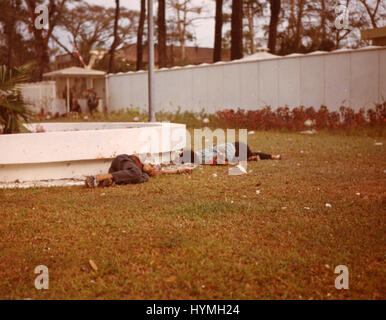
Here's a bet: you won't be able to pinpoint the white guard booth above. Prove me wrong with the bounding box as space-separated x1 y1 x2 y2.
42 67 106 114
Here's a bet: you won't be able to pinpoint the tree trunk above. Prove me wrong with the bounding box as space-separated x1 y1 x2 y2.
231 0 243 60
213 0 223 62
320 0 326 46
5 21 14 68
25 0 51 80
157 0 167 68
137 0 146 71
175 3 186 61
34 31 50 80
247 3 255 54
294 0 304 52
108 0 120 73
360 0 380 28
268 0 281 54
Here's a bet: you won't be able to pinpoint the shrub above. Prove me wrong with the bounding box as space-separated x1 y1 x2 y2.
216 104 386 131
0 64 35 134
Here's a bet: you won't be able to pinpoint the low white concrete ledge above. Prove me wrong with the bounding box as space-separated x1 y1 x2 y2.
0 122 186 186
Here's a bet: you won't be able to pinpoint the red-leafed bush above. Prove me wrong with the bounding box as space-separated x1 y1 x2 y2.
215 103 386 131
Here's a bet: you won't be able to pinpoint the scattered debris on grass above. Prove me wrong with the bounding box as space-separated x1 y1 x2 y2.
236 164 247 174
89 259 98 271
165 275 177 283
300 129 317 135
304 119 316 127
325 203 332 208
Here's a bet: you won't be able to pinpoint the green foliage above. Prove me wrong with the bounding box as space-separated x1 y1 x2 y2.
0 63 35 134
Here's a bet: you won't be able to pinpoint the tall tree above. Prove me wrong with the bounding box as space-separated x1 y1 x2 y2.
213 0 224 62
25 0 70 80
168 0 202 62
108 0 120 73
158 0 167 68
1 0 20 68
293 0 305 52
268 0 281 53
0 1 35 68
359 0 384 28
58 3 138 68
231 0 243 60
137 0 146 70
243 0 265 55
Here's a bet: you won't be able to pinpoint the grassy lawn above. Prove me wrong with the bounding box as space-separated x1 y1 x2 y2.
0 130 385 299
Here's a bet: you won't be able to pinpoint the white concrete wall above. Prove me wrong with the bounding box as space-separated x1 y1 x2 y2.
106 46 386 113
20 81 61 114
0 122 186 183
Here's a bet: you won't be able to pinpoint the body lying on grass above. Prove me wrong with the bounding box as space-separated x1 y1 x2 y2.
180 141 281 165
85 154 193 188
85 142 281 188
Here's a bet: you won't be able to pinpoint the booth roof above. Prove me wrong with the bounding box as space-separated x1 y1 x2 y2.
43 67 106 78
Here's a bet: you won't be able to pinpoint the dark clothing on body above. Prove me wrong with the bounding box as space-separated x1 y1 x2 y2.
108 154 149 185
234 142 273 160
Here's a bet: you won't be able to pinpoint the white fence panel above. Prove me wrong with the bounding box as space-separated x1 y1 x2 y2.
191 67 208 112
223 63 240 110
324 52 351 109
178 68 194 112
381 50 386 102
278 57 301 107
240 61 258 110
207 65 224 111
350 50 379 109
301 55 325 107
155 68 170 111
259 59 279 108
168 69 184 112
105 46 385 114
20 81 60 114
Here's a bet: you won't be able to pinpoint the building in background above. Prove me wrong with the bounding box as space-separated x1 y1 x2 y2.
361 26 386 46
54 45 230 71
55 53 79 70
121 44 230 67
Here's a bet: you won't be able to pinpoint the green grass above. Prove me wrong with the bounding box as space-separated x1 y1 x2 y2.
0 130 385 299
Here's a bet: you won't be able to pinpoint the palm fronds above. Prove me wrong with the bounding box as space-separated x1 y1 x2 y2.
0 63 35 134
